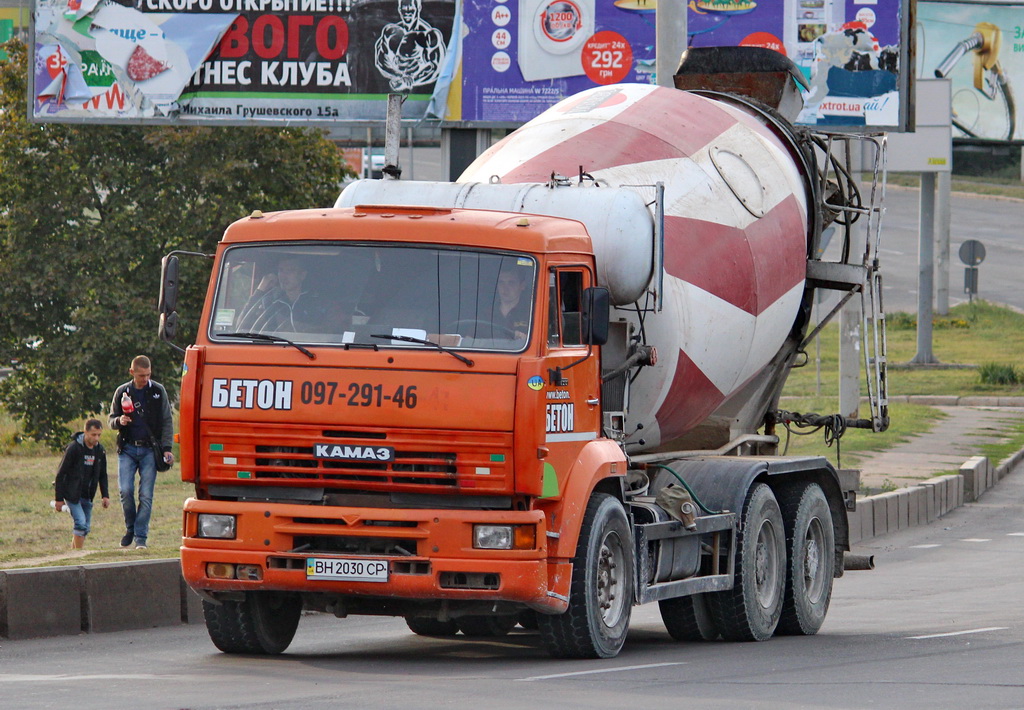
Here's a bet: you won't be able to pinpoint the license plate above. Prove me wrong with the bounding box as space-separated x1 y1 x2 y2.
306 557 389 582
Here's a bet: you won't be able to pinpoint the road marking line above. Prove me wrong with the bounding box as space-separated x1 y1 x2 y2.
960 538 992 543
909 544 941 548
0 674 178 683
1008 533 1024 537
907 627 1008 640
517 662 688 681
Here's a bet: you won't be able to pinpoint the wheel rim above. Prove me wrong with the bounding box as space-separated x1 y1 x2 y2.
753 518 781 610
802 516 827 602
597 530 627 626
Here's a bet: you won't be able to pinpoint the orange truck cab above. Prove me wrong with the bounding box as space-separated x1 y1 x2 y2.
171 204 633 654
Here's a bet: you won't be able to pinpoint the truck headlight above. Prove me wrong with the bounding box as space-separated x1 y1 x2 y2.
473 524 536 550
197 513 236 539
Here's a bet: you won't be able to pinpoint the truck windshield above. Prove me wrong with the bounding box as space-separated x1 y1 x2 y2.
209 244 536 352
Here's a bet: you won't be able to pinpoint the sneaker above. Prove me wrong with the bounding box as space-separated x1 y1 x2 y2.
120 532 134 548
135 544 148 550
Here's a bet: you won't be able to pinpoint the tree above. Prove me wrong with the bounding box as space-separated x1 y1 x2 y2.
0 39 352 447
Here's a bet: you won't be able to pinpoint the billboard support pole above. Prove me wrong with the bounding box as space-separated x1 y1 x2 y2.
911 172 939 364
655 0 687 88
935 171 951 315
383 94 404 179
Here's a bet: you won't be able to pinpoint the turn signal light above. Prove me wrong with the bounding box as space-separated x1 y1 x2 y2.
513 525 537 550
206 563 235 579
473 524 537 550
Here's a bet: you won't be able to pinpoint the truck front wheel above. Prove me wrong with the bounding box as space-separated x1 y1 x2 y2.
538 493 635 658
706 483 785 641
406 616 459 637
775 482 835 635
457 615 517 636
202 591 302 654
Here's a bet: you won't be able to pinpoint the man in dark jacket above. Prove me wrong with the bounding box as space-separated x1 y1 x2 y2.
108 355 174 550
54 419 110 549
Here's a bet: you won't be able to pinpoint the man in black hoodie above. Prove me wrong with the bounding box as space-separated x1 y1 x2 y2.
54 419 110 549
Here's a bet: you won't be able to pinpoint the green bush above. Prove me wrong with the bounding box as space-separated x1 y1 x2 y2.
884 312 970 331
886 312 915 330
978 363 1020 385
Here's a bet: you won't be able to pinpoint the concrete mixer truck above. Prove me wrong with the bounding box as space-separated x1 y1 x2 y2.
160 47 889 659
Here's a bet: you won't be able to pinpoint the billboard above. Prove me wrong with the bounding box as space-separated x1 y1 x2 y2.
30 0 909 127
451 0 911 130
31 0 456 123
917 1 1023 142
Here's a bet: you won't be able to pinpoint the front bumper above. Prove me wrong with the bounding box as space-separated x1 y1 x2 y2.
181 498 570 611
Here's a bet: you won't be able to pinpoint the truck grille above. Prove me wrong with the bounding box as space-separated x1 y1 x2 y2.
201 424 512 495
256 446 458 486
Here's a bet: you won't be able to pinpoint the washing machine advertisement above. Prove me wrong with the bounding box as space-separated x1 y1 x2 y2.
453 0 910 130
458 0 656 122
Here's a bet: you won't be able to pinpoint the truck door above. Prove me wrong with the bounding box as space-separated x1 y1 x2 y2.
542 267 602 494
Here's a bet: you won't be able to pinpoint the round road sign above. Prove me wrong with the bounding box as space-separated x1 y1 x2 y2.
958 239 986 266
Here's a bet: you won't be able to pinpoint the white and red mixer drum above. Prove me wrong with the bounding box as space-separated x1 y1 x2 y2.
461 83 811 450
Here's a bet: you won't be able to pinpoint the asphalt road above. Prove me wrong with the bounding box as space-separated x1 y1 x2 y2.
3 466 1022 710
879 186 1024 314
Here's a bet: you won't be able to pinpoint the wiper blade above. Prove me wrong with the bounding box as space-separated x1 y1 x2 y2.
220 332 316 360
369 333 474 367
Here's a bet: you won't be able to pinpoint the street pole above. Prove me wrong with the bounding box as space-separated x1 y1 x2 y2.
912 172 938 363
656 0 687 87
935 171 951 315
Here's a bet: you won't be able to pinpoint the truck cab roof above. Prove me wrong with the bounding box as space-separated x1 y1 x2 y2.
222 206 595 257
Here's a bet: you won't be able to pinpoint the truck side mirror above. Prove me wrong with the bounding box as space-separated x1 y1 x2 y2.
159 255 180 314
582 287 610 346
159 311 179 341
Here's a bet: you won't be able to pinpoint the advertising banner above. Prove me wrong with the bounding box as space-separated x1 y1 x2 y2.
917 1 1023 142
31 0 456 123
454 0 909 130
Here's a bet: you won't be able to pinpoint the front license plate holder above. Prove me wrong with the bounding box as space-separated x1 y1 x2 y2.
306 557 389 582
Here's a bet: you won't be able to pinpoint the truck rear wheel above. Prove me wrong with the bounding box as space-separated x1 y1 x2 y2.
659 593 719 641
776 482 835 635
538 493 634 658
202 591 302 655
457 615 517 637
405 616 459 637
706 483 785 641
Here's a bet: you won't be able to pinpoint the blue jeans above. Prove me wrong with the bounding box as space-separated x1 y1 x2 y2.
66 499 94 537
119 444 156 545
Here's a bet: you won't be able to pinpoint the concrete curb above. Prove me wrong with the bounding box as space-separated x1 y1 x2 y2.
0 559 205 641
849 446 1023 545
2 448 1022 641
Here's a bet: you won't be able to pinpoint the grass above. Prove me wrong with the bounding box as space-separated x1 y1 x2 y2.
886 172 1024 200
786 300 1024 398
0 410 190 568
778 300 1024 471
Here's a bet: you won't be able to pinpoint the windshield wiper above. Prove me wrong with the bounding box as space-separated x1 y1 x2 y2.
220 332 316 360
369 334 474 367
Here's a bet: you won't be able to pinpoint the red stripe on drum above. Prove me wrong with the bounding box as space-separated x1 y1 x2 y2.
653 348 726 442
663 194 806 316
497 89 738 184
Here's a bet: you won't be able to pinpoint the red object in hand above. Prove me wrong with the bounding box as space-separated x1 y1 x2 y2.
121 391 135 414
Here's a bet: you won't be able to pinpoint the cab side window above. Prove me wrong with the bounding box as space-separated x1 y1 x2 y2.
548 270 585 347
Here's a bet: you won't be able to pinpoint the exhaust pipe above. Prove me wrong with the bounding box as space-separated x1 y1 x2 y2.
844 553 875 571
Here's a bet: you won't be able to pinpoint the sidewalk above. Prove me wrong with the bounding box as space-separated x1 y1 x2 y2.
857 402 1024 492
844 399 1024 545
